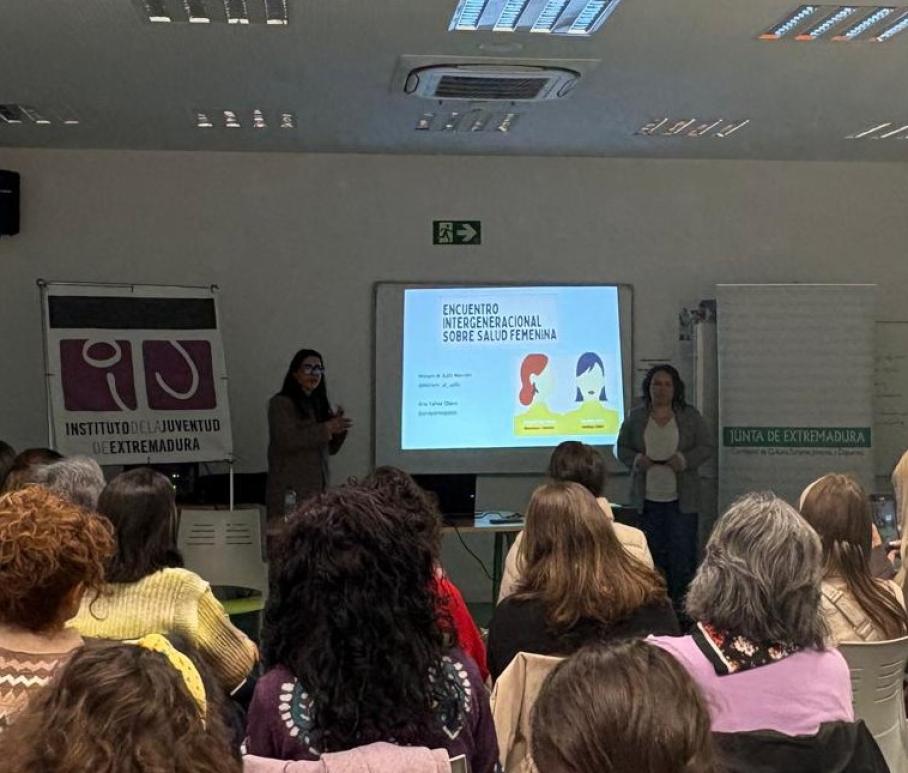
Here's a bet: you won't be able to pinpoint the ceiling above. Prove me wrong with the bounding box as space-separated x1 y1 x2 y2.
3 0 908 161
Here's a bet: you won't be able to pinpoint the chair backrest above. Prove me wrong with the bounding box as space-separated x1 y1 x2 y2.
839 635 908 773
178 507 268 595
449 754 469 773
490 651 565 772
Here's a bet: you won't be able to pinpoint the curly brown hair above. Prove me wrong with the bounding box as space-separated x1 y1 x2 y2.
0 641 242 773
360 466 442 558
0 486 114 631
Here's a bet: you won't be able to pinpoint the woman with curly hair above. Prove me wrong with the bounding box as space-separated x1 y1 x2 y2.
360 466 489 682
247 486 498 771
0 638 242 773
71 468 257 690
0 486 114 728
532 641 718 773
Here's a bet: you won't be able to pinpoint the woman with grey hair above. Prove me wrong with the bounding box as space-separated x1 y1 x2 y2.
650 492 853 738
36 456 106 511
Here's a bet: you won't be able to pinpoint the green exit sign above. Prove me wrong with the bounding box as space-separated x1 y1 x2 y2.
433 220 481 245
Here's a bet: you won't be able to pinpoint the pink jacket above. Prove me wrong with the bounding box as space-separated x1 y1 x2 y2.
243 743 452 773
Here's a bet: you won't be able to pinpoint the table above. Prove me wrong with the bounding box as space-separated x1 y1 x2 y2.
442 512 524 604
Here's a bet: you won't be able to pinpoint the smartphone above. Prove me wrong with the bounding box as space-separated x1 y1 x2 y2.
871 495 900 545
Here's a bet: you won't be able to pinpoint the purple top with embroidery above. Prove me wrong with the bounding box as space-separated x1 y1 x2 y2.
649 634 854 735
245 648 499 773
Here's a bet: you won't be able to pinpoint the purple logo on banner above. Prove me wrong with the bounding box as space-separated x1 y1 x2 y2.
142 340 216 410
60 339 138 412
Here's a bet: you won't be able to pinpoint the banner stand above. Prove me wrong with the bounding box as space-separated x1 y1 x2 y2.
38 279 236 508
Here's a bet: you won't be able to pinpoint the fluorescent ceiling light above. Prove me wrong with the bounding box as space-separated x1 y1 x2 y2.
834 6 894 39
196 111 213 128
532 0 570 31
223 110 241 128
497 112 519 132
494 0 529 30
253 109 267 128
223 0 249 24
449 0 620 35
795 6 857 39
636 117 750 139
20 106 51 125
415 113 435 131
452 0 487 30
760 5 820 39
279 112 296 129
569 1 608 34
873 9 908 38
264 0 288 24
143 0 172 21
0 105 24 124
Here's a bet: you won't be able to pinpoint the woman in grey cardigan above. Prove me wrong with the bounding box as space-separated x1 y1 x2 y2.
266 349 351 526
616 364 712 612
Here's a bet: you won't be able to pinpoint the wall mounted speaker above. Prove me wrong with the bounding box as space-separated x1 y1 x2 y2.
0 170 20 236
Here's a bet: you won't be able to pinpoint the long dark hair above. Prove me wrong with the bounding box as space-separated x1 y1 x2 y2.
642 364 686 410
277 348 332 422
800 474 908 640
98 468 184 583
0 441 15 490
532 641 718 773
262 486 457 753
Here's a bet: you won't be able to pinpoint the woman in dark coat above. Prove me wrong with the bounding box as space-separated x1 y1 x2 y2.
266 349 351 525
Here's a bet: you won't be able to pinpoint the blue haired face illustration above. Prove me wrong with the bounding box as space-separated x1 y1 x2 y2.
575 352 607 402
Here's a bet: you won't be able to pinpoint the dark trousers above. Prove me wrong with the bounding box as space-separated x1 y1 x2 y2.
640 500 699 615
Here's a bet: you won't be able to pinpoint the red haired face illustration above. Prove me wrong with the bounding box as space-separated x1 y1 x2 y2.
519 354 550 406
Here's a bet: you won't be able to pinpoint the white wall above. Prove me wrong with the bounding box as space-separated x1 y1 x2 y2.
2 149 907 598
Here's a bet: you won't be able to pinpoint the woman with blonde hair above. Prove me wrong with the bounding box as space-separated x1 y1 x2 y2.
486 481 678 681
800 473 908 644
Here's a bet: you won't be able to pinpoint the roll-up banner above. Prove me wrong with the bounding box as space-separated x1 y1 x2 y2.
40 282 234 465
717 284 876 510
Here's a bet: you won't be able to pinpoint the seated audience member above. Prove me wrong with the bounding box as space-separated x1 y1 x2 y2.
499 441 652 602
651 492 854 738
0 487 114 728
0 638 242 773
71 468 257 691
800 474 908 644
0 442 15 490
244 743 454 772
361 466 489 681
0 447 63 494
247 487 498 772
487 481 678 681
33 455 106 511
531 641 718 773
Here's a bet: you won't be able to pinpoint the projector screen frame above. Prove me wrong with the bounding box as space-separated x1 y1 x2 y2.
373 281 634 475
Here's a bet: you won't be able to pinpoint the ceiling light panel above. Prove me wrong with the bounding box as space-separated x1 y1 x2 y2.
760 4 908 40
412 109 522 134
846 121 908 139
136 0 288 25
636 118 751 139
194 109 296 129
449 0 623 36
0 104 79 126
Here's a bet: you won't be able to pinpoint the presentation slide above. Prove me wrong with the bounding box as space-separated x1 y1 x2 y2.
401 286 625 450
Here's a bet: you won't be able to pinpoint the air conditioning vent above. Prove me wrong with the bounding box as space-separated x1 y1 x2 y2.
405 65 580 102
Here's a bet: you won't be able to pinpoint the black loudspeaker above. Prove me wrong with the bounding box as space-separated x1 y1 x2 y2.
0 170 20 236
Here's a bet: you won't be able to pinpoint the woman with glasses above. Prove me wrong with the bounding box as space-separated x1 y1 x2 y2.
266 349 352 526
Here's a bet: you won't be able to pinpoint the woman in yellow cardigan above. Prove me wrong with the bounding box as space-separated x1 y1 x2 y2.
71 468 257 690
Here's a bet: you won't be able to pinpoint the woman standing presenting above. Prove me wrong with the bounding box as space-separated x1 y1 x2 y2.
617 364 712 612
266 349 351 525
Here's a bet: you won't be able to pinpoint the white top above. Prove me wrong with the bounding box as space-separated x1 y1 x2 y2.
644 415 679 502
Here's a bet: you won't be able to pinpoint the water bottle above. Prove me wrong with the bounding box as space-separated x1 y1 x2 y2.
283 488 298 522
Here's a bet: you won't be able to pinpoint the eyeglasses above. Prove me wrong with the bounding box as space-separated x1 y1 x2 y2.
300 364 325 375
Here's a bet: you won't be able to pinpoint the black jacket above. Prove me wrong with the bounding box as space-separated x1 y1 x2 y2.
714 721 888 773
